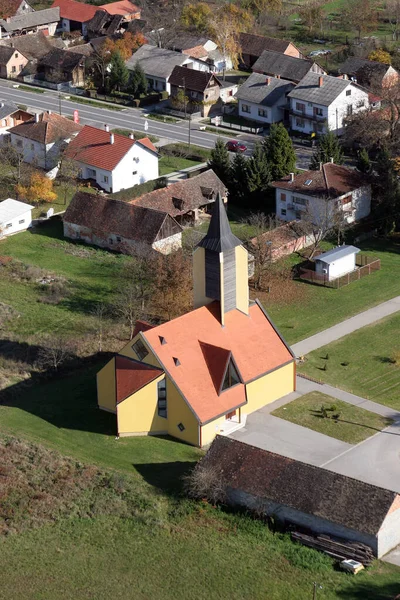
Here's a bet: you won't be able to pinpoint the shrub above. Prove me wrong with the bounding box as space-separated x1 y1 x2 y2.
184 464 227 504
160 90 169 100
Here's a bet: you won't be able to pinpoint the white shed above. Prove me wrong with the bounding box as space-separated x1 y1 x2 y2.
0 198 34 236
315 245 360 281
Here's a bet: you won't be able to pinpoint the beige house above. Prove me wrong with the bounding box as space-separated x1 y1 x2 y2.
0 44 27 78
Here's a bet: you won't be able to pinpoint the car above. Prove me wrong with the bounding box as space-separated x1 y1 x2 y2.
226 140 247 153
308 49 332 57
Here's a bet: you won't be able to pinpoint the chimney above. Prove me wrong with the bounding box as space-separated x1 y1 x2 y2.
330 156 334 163
48 109 51 115
319 76 323 87
104 124 109 132
266 77 271 85
289 172 294 182
35 113 39 123
110 133 114 145
129 132 134 139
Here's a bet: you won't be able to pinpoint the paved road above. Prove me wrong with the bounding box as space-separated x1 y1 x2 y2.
291 295 400 357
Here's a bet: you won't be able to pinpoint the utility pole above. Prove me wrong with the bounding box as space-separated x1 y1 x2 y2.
59 93 62 115
313 582 323 600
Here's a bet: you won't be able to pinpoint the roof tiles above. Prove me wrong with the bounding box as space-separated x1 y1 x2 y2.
51 0 97 23
8 111 81 144
115 355 163 403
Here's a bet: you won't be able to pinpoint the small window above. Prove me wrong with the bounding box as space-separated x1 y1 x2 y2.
280 193 286 202
14 52 18 58
295 117 305 128
177 422 185 431
132 171 137 175
314 107 323 116
304 179 312 186
16 140 22 147
11 66 16 73
109 238 113 245
6 223 12 228
132 338 148 361
31 143 34 150
103 175 109 183
296 102 305 112
116 236 121 242
19 219 25 224
346 89 351 96
281 208 286 216
347 104 353 116
221 359 240 392
241 103 250 113
258 108 268 117
19 64 23 72
157 379 167 418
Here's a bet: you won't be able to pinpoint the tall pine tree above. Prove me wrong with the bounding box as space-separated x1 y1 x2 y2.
263 123 296 180
208 139 231 186
374 146 400 234
309 130 344 170
109 51 129 92
129 61 147 97
230 153 250 204
246 142 270 205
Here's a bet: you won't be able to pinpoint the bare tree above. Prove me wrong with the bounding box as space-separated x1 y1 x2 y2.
37 335 76 371
385 0 400 40
244 212 276 291
57 156 81 205
114 283 143 339
296 200 336 258
90 302 108 352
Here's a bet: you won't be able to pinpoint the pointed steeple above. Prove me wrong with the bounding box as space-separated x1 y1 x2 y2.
198 193 242 253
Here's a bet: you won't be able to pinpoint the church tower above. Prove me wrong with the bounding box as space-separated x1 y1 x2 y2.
193 193 249 325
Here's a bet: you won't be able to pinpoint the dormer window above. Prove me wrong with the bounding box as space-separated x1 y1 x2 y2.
159 335 166 345
132 338 148 360
172 197 184 210
221 359 241 392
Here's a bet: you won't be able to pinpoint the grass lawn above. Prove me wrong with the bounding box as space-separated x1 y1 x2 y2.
159 155 201 175
272 391 393 444
298 313 400 410
263 236 400 345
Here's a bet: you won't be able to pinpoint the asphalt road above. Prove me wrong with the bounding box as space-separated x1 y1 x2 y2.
0 80 315 168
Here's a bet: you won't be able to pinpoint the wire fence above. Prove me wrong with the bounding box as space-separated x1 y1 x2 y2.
299 256 381 289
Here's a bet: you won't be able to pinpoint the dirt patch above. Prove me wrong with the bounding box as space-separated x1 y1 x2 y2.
250 265 310 307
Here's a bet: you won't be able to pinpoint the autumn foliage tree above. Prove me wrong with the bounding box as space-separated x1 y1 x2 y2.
181 2 212 31
368 49 391 64
152 251 192 320
209 4 253 69
16 173 57 205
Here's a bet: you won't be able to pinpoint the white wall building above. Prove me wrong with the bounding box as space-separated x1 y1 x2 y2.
288 72 370 135
235 73 294 125
0 198 33 236
271 163 371 227
65 125 159 194
315 245 360 281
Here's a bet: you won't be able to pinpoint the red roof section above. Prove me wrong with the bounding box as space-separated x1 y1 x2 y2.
142 301 293 424
51 0 97 22
132 320 154 339
65 125 156 171
100 0 140 16
115 355 163 404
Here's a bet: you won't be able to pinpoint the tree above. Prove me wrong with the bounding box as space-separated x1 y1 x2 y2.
245 212 275 290
263 123 296 180
373 146 400 234
114 282 144 339
108 51 129 93
129 61 148 97
181 2 212 31
16 172 57 205
247 142 270 203
209 5 253 70
57 157 80 205
208 139 231 186
297 200 336 258
230 153 250 204
310 130 344 169
171 88 190 112
152 251 192 320
368 49 392 64
357 148 371 173
2 143 26 184
91 40 113 89
385 0 400 41
343 0 377 39
113 32 147 61
37 335 76 371
298 0 324 33
90 302 108 352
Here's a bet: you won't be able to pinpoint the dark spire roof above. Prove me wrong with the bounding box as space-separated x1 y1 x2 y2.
198 193 242 252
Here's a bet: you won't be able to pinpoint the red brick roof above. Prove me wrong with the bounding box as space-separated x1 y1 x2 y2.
271 163 368 199
100 0 140 16
115 355 163 404
51 0 98 23
8 111 82 144
65 125 157 171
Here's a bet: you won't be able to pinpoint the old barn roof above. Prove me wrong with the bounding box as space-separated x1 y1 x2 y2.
198 436 398 536
126 44 189 78
0 31 54 60
252 50 317 82
0 6 59 31
9 111 81 143
39 47 85 71
239 32 296 57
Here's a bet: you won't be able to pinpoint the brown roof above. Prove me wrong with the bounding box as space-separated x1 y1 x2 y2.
130 169 227 217
64 191 182 245
115 355 163 404
65 125 157 171
0 0 24 19
182 45 208 60
0 31 54 60
239 33 295 58
249 221 312 250
51 0 97 23
132 320 154 339
271 163 369 199
8 111 82 144
168 65 221 93
39 47 85 72
198 436 398 536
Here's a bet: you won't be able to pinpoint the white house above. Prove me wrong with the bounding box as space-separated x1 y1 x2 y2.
235 73 294 125
8 111 82 170
126 44 207 94
288 72 370 135
65 125 159 194
315 245 360 281
271 163 371 226
0 198 33 236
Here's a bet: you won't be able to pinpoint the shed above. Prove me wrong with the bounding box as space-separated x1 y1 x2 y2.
0 198 33 236
315 245 360 281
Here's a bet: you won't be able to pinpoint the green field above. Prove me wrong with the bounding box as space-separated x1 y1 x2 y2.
272 391 393 443
298 313 400 409
159 155 201 175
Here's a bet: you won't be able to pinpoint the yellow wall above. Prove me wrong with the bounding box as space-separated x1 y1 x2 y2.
97 358 116 412
166 379 199 445
235 245 249 314
117 374 167 436
245 362 295 414
201 413 229 447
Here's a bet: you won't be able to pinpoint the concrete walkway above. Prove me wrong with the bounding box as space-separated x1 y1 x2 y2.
291 296 400 357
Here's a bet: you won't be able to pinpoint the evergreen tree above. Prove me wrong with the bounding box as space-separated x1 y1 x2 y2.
208 139 231 186
374 146 400 234
357 148 371 174
263 122 296 180
230 153 250 204
309 130 344 170
246 142 270 205
109 51 129 92
129 62 148 97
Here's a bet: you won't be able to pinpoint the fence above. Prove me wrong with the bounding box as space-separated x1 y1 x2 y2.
299 256 381 289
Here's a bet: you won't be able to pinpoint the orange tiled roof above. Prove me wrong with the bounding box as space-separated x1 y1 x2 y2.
51 0 97 23
65 125 157 171
100 0 140 16
115 355 163 404
142 301 293 424
182 45 208 60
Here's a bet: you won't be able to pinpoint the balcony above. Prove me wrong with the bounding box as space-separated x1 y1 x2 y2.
289 108 326 122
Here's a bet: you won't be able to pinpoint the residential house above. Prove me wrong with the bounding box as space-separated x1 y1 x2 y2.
130 169 227 225
35 47 85 87
271 162 371 226
63 191 182 254
288 72 370 135
0 0 33 19
52 0 140 36
0 31 56 62
0 44 27 78
315 245 360 281
168 65 221 116
96 195 296 445
252 50 325 83
239 32 302 69
219 80 239 104
0 7 60 38
167 34 233 72
339 57 399 89
126 44 207 94
8 110 82 169
196 435 400 558
235 73 294 125
0 100 32 138
0 198 33 235
65 125 159 193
